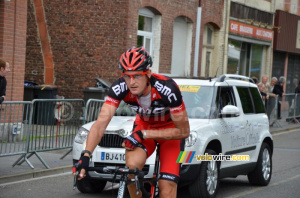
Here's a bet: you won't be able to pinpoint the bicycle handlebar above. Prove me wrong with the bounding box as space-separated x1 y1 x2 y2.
72 162 152 198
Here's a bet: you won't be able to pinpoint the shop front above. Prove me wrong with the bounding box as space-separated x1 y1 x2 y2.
227 20 273 80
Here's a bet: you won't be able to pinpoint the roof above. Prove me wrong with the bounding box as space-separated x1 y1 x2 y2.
174 74 257 88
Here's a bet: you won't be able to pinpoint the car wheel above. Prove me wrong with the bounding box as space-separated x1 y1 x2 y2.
189 149 220 198
77 178 107 193
247 142 272 186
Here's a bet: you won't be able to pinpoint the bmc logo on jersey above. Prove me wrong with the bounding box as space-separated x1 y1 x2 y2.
154 81 177 102
112 82 128 96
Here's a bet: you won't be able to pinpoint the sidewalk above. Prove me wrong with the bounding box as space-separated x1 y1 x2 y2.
0 148 73 185
0 121 299 185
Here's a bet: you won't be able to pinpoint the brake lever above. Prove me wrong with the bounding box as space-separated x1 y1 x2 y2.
73 171 79 190
72 161 81 190
135 174 140 196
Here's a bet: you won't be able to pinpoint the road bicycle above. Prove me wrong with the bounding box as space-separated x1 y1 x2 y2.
73 146 160 198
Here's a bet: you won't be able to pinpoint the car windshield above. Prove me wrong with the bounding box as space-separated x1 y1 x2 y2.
180 85 214 119
114 86 214 119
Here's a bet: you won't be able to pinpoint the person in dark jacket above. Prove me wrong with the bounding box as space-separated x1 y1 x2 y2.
272 76 286 119
295 81 300 93
0 58 10 104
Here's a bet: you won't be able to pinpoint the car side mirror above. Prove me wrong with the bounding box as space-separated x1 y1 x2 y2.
220 105 240 118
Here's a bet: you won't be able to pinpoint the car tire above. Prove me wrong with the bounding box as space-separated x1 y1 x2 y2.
189 149 220 198
247 142 272 186
77 178 107 193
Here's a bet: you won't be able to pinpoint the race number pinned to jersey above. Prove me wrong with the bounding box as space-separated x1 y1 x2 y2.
178 85 201 93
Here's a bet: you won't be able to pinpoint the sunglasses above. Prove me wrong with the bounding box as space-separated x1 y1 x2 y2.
122 71 148 80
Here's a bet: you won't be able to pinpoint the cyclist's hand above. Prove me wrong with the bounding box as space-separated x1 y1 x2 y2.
76 156 90 180
122 130 144 150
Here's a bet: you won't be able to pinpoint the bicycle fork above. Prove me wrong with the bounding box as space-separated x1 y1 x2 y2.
118 179 127 198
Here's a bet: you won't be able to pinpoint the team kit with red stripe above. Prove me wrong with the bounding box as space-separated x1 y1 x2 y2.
105 73 186 183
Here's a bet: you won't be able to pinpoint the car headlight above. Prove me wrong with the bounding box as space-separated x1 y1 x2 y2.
74 127 89 144
185 131 198 147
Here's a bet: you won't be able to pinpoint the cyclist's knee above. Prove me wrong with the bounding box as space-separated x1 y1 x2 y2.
159 180 177 198
125 160 144 170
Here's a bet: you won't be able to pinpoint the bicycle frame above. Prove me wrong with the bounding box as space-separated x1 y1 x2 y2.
72 145 161 198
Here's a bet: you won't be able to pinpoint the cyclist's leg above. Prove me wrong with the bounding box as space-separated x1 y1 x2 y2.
157 139 181 198
126 139 156 198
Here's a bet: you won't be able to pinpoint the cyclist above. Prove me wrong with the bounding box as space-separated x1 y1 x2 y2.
77 47 190 198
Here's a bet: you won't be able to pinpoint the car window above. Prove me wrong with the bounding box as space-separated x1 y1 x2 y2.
115 101 136 116
216 86 236 111
249 87 266 113
236 87 255 114
180 85 214 119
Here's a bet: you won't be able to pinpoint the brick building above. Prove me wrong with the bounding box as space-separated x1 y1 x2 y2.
1 0 226 100
25 0 202 99
0 0 27 101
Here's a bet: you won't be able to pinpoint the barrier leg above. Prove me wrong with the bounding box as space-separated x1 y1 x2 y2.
12 153 35 169
16 152 34 165
34 151 50 169
12 154 26 167
60 148 72 160
24 156 35 169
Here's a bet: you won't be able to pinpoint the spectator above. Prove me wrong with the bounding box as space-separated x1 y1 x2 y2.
295 81 300 93
258 82 269 101
268 77 278 98
265 77 277 120
273 76 286 119
295 81 300 120
251 76 259 85
261 75 270 94
0 58 10 104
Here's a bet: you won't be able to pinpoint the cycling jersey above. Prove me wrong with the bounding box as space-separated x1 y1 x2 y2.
105 73 185 126
105 73 186 183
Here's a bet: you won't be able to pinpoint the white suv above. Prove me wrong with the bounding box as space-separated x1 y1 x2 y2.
73 74 273 197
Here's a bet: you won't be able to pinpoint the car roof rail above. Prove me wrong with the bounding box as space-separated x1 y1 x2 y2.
217 74 254 83
166 75 211 80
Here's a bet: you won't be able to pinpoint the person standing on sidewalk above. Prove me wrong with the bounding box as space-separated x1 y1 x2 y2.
261 75 270 94
295 81 300 94
0 58 10 104
273 76 285 119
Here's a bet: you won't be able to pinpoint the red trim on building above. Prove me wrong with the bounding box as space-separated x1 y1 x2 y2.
33 0 54 85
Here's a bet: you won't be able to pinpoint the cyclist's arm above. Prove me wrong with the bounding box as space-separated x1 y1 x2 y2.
84 103 118 156
78 103 117 180
144 109 190 140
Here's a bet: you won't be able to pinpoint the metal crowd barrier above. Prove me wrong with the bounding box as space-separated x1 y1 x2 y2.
265 93 300 127
0 99 84 169
84 99 105 123
265 95 280 127
282 93 300 124
0 101 32 157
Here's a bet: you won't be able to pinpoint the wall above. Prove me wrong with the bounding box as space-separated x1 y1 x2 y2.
25 0 199 99
199 0 224 76
0 0 27 101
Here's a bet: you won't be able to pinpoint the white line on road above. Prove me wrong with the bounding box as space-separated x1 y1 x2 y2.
0 172 72 187
224 174 300 198
272 128 300 136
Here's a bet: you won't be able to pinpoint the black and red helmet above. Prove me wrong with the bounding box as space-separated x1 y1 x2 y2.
119 47 152 71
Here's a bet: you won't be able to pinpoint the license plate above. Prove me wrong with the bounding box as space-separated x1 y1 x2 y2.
101 152 125 162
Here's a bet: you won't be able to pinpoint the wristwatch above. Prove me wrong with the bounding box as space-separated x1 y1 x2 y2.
81 150 92 158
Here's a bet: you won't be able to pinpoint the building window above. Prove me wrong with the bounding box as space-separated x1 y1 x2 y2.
201 24 215 77
138 8 161 73
171 16 193 76
207 27 213 45
205 52 211 77
137 10 154 54
227 39 263 79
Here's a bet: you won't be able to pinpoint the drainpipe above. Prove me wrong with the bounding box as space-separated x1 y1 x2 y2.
193 4 202 77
